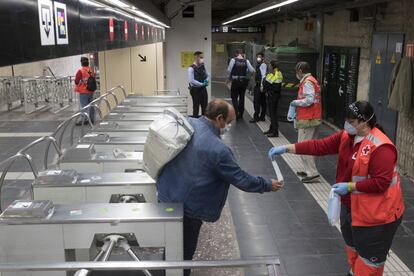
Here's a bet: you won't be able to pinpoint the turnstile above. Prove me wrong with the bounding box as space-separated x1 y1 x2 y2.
32 170 156 204
79 133 146 151
0 201 183 276
59 144 143 173
92 122 150 138
112 105 187 114
104 113 160 122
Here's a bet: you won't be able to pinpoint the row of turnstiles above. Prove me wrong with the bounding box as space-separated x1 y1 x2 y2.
0 87 188 276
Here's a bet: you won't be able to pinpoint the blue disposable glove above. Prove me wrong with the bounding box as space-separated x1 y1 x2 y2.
287 103 296 122
268 146 287 159
290 100 298 107
203 80 209 87
332 183 349 196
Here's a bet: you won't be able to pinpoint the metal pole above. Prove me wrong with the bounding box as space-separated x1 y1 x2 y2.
118 237 152 276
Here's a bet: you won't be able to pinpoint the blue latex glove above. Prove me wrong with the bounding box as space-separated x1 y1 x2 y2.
287 104 296 122
290 100 298 107
203 80 209 87
332 183 349 196
268 146 287 159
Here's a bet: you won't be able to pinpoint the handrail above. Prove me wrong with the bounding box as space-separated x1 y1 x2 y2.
0 153 38 212
106 85 127 103
81 103 103 120
16 136 62 171
0 258 280 274
44 112 93 168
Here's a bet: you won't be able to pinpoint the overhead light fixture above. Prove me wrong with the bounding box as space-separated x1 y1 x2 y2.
106 0 130 8
129 8 170 28
222 0 300 25
79 0 104 8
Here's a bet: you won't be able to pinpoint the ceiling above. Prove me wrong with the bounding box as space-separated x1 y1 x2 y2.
212 0 390 25
148 0 390 26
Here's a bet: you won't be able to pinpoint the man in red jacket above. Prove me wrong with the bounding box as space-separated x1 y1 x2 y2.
74 57 95 125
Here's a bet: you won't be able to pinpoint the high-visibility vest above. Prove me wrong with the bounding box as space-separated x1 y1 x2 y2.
75 66 94 94
296 75 322 120
265 70 283 84
339 128 404 227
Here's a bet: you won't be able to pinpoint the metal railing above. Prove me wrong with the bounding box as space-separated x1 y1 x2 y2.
0 153 37 212
0 258 280 275
155 89 180 95
44 112 93 168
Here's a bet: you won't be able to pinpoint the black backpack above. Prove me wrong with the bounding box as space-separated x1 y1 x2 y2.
86 71 97 92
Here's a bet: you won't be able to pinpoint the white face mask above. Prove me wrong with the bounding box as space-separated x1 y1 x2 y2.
344 121 357 135
220 123 232 135
257 57 262 63
296 73 302 80
199 58 204 64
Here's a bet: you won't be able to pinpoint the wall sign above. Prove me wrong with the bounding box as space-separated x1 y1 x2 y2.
54 2 68 45
38 0 55 46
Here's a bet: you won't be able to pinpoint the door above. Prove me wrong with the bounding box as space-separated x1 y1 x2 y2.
322 46 360 128
369 33 404 142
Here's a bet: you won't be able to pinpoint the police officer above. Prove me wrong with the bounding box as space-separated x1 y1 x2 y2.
226 49 255 120
188 51 210 118
250 52 268 123
263 61 283 137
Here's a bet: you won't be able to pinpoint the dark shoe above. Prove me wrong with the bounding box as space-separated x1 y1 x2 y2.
249 119 258 123
263 130 272 135
267 133 279 138
75 121 82 126
301 175 320 183
296 171 308 177
259 117 266 121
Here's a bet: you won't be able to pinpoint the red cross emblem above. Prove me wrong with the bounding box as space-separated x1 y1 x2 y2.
362 145 371 156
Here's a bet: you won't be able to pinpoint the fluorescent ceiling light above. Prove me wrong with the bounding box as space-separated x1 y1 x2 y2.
106 0 130 8
222 0 300 25
79 0 104 7
129 8 170 28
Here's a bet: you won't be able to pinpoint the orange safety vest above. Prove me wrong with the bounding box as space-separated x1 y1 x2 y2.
296 75 322 120
75 66 94 94
339 128 404 227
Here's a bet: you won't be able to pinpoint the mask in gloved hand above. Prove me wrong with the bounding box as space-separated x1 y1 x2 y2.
220 123 232 136
344 121 357 135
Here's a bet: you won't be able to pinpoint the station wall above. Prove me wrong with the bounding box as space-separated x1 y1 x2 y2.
165 0 212 102
98 42 165 95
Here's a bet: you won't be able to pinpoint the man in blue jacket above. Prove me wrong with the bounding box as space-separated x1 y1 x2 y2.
157 99 282 276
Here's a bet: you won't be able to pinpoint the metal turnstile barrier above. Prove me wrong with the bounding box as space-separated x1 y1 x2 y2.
50 76 75 113
0 258 281 276
0 76 24 111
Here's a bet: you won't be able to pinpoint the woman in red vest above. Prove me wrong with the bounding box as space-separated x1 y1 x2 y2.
268 101 404 276
74 57 95 125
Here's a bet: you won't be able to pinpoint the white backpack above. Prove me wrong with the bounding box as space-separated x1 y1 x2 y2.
143 108 194 180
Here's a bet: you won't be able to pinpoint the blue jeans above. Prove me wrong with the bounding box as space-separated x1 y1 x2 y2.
79 93 95 122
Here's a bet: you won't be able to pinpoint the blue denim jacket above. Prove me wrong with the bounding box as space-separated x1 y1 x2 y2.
157 116 272 222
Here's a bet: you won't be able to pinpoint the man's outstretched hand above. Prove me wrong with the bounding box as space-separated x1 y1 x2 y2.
270 179 283 191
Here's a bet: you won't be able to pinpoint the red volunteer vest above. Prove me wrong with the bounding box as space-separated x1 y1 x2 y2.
296 75 322 120
75 66 94 94
339 128 404 227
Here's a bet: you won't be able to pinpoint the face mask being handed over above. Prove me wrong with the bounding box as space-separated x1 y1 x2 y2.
344 121 357 135
220 123 232 135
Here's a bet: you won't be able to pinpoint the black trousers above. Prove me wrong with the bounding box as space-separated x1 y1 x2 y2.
340 204 402 265
253 83 267 120
267 92 280 134
190 87 208 118
231 79 249 117
184 216 203 276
